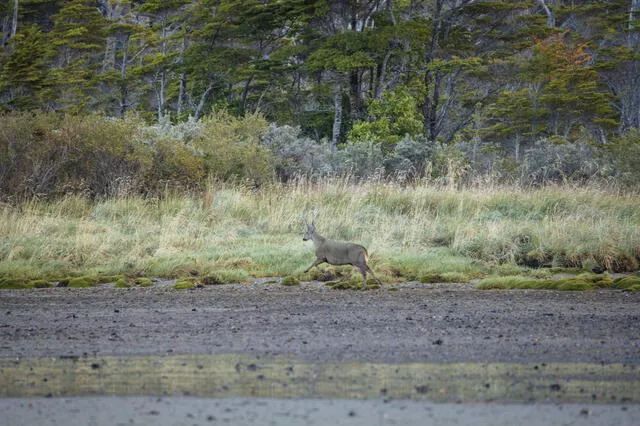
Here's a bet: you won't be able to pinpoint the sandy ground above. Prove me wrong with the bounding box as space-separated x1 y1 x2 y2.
1 281 639 424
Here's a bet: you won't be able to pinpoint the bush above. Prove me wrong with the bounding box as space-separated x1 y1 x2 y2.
520 138 607 185
0 112 152 199
194 113 273 185
333 141 385 179
609 129 640 187
261 124 333 180
384 135 442 180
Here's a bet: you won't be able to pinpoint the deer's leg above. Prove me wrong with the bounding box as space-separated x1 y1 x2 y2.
357 266 368 290
304 258 324 273
365 265 383 286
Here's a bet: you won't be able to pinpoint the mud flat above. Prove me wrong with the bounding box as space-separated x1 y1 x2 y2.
1 283 639 424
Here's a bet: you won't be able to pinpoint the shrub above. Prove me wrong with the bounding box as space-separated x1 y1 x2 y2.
333 141 385 179
0 112 153 199
520 138 607 185
609 129 640 187
261 124 333 180
194 112 273 185
384 135 442 180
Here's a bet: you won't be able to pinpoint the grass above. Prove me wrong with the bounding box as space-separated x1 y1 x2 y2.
0 180 639 286
477 273 640 291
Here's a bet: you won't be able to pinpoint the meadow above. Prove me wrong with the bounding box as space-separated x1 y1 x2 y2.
1 179 639 288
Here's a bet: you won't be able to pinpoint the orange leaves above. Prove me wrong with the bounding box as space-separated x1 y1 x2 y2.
532 31 592 80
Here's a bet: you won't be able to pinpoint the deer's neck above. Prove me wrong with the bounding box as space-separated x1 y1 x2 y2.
312 233 327 248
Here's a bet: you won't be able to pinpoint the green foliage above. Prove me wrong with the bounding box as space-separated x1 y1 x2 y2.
194 113 273 185
348 88 423 146
609 130 640 186
0 25 50 110
0 112 153 198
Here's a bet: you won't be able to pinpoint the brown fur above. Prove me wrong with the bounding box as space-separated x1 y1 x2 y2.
303 221 382 289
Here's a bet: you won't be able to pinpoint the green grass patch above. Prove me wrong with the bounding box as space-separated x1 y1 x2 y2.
135 278 154 287
115 278 132 288
28 280 52 289
613 275 640 290
477 274 614 291
173 279 197 290
281 276 300 286
201 269 251 285
0 278 29 289
325 278 380 290
68 276 99 288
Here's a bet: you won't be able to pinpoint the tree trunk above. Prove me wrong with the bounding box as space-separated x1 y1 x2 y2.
629 0 640 47
331 82 343 152
11 0 18 39
118 37 129 116
374 50 392 99
421 0 443 140
240 76 253 115
349 70 362 122
536 0 555 27
176 35 188 116
194 84 214 121
177 73 186 116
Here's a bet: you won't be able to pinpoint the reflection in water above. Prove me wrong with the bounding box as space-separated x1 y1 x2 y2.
1 354 638 403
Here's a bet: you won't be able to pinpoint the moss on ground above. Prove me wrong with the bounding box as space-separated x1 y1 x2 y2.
201 270 251 285
28 280 52 289
68 276 99 288
419 272 470 283
613 275 640 290
476 273 638 291
281 276 300 286
0 278 30 289
115 278 132 288
135 278 154 287
173 279 196 290
325 278 380 290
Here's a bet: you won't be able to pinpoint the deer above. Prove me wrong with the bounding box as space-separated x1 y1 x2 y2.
302 219 383 289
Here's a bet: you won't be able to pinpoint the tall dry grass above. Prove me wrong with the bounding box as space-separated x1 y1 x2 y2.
1 179 639 281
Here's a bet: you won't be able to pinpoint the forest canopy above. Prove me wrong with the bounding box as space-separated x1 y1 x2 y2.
1 1 640 197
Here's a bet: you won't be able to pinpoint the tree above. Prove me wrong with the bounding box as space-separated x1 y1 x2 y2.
527 32 617 141
43 0 109 112
134 0 190 121
0 24 49 109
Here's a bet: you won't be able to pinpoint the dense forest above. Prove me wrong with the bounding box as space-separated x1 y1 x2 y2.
1 1 640 198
